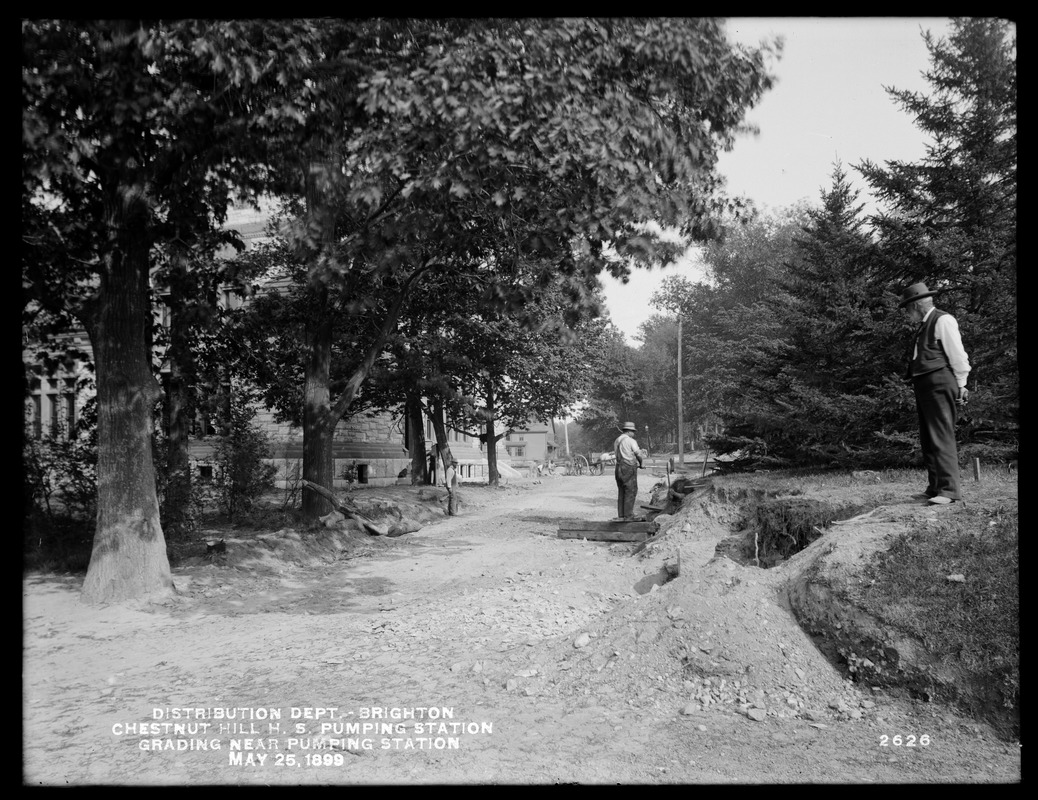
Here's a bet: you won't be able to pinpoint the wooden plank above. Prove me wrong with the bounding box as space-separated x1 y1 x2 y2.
558 528 648 542
555 520 656 533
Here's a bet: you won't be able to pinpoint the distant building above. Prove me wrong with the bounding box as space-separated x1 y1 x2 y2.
24 201 523 492
503 419 556 470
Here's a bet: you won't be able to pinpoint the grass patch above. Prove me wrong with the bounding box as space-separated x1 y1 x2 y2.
854 503 1019 724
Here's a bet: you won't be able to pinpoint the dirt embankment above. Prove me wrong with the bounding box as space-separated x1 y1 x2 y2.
23 474 1019 785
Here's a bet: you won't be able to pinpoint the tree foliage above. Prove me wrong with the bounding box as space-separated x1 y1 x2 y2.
609 18 1017 469
22 17 779 596
22 20 316 602
858 17 1017 445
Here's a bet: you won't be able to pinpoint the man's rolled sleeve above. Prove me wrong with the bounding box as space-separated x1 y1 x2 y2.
935 315 971 388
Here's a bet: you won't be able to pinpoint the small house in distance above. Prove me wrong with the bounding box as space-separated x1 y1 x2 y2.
503 420 555 472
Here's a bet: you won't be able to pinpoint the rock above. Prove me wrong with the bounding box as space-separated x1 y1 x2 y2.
697 725 707 732
804 708 826 721
746 708 767 722
680 704 698 716
946 573 966 582
320 510 347 529
505 679 518 692
634 568 671 595
471 662 483 674
514 668 538 678
449 662 466 673
387 519 422 537
653 514 676 531
573 632 591 649
847 708 863 720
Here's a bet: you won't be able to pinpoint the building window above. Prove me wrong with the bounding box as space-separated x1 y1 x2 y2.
48 393 59 436
64 378 76 433
32 394 42 440
515 447 525 458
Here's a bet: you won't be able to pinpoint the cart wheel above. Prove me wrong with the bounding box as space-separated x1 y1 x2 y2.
573 454 589 476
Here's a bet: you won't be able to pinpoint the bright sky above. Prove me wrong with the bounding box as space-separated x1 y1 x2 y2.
600 16 955 345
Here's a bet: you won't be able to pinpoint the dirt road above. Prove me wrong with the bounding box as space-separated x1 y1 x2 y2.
23 475 1020 784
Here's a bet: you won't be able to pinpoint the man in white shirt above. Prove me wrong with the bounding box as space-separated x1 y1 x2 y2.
445 458 459 516
613 421 644 520
899 282 971 505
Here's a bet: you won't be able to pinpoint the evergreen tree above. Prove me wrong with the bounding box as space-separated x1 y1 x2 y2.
765 166 912 465
858 17 1017 451
650 207 808 460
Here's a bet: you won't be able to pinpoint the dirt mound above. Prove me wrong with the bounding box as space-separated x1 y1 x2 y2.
608 483 1020 739
539 491 871 725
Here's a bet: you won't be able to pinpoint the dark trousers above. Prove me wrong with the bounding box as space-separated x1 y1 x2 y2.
615 462 639 518
913 368 962 500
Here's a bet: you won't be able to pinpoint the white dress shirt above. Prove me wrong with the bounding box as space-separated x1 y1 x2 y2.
916 307 971 389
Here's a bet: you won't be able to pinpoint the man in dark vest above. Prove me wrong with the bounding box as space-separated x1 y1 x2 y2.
899 282 971 504
613 421 645 520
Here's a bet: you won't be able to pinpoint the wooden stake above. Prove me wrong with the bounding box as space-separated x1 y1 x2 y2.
972 457 981 482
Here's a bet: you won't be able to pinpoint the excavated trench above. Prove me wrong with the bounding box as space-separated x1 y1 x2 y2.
642 481 1019 741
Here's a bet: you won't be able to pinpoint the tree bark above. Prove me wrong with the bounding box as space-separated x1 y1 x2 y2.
302 283 336 518
484 380 500 486
428 397 454 484
300 157 337 519
80 189 174 604
406 391 428 485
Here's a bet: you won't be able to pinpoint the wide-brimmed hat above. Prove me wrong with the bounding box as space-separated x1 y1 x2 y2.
898 282 938 307
619 421 637 432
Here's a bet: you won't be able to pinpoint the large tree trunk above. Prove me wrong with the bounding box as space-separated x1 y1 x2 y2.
428 397 454 484
302 285 336 519
300 158 337 520
80 194 173 604
484 380 500 486
406 391 428 485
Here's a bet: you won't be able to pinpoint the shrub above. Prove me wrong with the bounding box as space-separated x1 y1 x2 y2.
23 417 97 573
211 404 277 522
339 460 358 491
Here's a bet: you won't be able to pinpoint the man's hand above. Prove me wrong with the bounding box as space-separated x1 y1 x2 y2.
957 387 970 405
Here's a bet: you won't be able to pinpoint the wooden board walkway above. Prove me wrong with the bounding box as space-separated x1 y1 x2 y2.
557 519 656 542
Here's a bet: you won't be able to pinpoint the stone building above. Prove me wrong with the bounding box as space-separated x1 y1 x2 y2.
25 201 536 493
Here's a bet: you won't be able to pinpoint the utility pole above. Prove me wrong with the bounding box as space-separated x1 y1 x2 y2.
677 315 684 464
563 417 570 458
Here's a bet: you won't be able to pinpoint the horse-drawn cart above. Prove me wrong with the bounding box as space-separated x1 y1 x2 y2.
587 450 616 475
